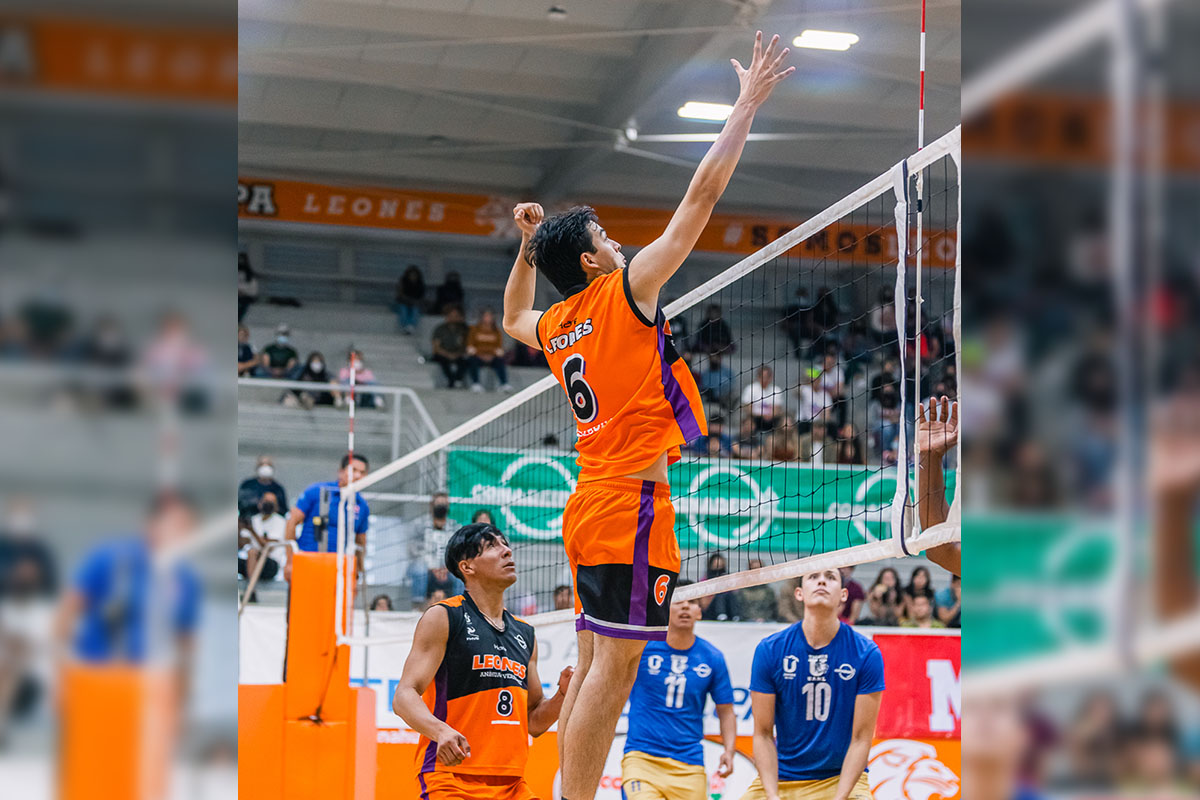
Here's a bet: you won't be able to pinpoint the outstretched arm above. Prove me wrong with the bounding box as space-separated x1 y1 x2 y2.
750 691 781 800
832 691 882 800
627 31 793 315
503 202 545 348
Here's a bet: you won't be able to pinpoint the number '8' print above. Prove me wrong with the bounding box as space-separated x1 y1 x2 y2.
496 689 513 717
561 354 598 424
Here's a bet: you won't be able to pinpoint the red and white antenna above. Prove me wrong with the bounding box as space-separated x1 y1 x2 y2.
913 0 928 531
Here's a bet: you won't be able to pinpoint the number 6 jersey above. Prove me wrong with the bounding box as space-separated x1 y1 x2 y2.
536 268 707 480
416 593 536 779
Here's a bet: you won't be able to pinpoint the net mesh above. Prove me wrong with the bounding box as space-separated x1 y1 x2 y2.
338 130 961 635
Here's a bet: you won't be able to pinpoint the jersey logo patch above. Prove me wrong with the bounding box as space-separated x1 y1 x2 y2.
835 663 857 681
782 655 800 679
670 654 688 674
515 633 527 649
693 663 712 678
647 655 663 675
654 574 671 605
808 654 829 678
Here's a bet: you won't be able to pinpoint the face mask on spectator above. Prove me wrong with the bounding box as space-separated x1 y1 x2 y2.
257 464 275 480
276 335 289 345
432 504 449 520
260 501 277 515
351 359 364 370
310 360 323 371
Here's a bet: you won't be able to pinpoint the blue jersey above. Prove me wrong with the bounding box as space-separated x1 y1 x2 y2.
73 537 201 662
294 481 370 552
625 636 734 766
750 621 885 781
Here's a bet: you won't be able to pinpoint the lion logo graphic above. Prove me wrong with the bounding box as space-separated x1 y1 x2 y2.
474 196 520 237
868 739 960 800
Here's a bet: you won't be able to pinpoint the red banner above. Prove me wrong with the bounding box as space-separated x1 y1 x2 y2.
874 633 961 740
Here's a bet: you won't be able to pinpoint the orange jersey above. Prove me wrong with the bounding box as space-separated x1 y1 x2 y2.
537 269 707 480
415 594 536 779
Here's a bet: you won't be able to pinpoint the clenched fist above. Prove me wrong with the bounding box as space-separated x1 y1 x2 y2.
513 203 544 237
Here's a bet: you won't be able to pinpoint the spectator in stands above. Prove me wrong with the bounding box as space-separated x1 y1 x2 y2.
705 435 731 459
431 305 469 389
782 287 817 359
238 254 259 322
856 583 901 626
471 509 496 528
259 324 298 379
467 308 513 393
901 594 944 629
731 416 762 460
903 565 936 619
797 367 833 425
871 358 900 403
405 491 458 610
812 286 840 345
869 287 896 344
238 325 258 377
838 565 865 624
370 594 394 611
741 365 785 431
238 492 286 597
840 318 873 376
698 352 735 408
393 265 426 335
284 454 370 578
873 566 900 592
334 348 380 409
776 577 804 623
1066 691 1123 789
799 415 831 464
139 311 211 413
766 421 800 461
509 341 548 369
834 424 866 465
707 414 733 453
285 352 334 409
818 350 845 400
736 559 777 621
553 585 573 611
426 565 463 602
0 497 58 600
433 271 465 315
426 589 447 609
936 574 961 627
699 553 739 621
237 455 289 520
692 304 734 356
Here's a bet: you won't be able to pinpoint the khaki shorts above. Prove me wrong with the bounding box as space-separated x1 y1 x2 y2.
739 773 870 800
621 751 707 800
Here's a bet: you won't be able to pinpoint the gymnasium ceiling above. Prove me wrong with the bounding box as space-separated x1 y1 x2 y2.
238 0 961 217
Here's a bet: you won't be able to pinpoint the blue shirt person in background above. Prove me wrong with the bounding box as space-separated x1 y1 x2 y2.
623 581 737 800
55 492 202 697
745 568 884 800
284 453 370 579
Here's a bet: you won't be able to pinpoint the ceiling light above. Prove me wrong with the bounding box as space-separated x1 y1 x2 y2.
792 30 859 51
677 101 733 122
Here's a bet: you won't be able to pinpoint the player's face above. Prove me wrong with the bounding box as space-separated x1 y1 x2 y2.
338 458 367 486
583 222 625 275
668 596 702 631
465 535 517 587
798 569 846 610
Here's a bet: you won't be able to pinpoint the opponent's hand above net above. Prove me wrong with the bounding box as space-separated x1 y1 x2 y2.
731 31 795 109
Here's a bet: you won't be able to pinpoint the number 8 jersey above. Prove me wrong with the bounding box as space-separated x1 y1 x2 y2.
416 593 536 779
537 268 707 480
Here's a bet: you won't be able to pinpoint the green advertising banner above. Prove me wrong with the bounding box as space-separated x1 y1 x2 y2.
446 448 955 554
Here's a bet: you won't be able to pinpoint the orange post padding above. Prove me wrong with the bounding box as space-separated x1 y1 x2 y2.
238 684 285 800
284 552 355 722
349 688 378 800
59 663 175 800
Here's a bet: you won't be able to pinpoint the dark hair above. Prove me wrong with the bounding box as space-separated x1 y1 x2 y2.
340 453 369 470
528 206 598 296
444 523 509 581
553 584 571 595
370 593 394 611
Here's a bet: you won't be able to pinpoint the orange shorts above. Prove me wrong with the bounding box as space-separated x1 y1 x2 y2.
562 478 679 640
418 772 540 800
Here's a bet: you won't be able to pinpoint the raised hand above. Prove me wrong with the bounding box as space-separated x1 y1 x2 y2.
513 202 544 237
730 31 795 109
917 395 958 458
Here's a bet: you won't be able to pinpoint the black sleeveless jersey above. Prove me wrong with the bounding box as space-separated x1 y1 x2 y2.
416 592 536 777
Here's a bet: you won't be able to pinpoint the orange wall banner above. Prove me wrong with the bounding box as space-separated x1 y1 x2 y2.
964 92 1200 172
0 16 235 104
238 177 955 266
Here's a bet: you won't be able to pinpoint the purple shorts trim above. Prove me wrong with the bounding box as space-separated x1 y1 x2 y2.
576 615 668 641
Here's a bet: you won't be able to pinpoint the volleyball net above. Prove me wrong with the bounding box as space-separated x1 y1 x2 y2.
331 126 962 644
